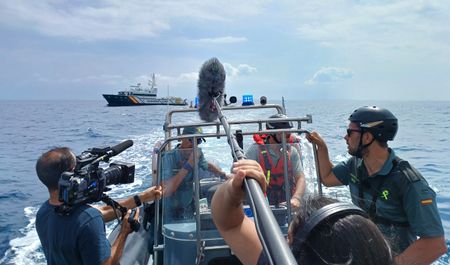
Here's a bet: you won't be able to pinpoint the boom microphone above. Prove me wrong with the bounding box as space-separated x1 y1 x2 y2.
111 140 133 156
197 57 226 122
197 58 297 265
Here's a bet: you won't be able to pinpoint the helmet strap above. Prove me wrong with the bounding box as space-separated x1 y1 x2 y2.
355 130 375 158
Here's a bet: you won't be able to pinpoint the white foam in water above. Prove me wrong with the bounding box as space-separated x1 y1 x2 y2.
0 206 46 265
3 124 448 264
1 133 163 265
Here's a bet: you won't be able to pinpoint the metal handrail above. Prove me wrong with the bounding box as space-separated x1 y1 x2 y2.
153 113 323 264
165 104 285 125
163 104 292 141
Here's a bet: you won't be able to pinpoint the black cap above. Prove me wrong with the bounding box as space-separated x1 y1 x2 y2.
266 114 293 130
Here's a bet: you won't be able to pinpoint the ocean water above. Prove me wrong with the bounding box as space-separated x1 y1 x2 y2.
0 100 449 264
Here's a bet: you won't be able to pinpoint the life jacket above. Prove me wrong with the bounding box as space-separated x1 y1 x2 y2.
253 134 302 157
254 134 295 205
253 133 299 145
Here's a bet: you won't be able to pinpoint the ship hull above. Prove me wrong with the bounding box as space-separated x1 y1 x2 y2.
103 94 187 106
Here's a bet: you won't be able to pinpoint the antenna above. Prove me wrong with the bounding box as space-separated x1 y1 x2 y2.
148 73 158 94
166 84 170 109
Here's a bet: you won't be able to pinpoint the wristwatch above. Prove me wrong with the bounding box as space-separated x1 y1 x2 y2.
133 194 142 207
183 162 193 171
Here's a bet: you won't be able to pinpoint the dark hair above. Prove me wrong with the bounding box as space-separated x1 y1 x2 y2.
36 147 76 191
290 196 393 265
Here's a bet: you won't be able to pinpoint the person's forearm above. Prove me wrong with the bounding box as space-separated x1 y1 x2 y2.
315 144 335 184
211 180 245 231
108 229 129 265
100 194 143 222
395 236 447 265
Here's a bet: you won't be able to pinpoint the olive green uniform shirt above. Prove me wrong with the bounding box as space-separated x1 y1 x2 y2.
333 149 444 252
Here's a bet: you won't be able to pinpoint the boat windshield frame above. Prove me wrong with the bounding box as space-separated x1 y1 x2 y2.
151 104 322 264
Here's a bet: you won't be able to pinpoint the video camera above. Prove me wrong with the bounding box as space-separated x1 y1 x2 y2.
57 140 135 214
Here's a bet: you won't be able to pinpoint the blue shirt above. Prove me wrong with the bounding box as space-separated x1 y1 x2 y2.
161 147 208 220
36 201 111 265
332 149 444 252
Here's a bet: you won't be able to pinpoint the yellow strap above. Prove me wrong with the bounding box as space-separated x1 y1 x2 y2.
266 170 271 184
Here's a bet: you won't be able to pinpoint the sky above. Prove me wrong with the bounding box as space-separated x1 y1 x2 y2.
0 0 449 101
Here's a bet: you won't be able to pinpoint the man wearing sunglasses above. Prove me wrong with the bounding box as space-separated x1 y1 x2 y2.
161 126 227 220
306 106 446 265
246 114 305 208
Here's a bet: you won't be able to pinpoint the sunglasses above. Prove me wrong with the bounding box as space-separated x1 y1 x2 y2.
188 138 204 145
346 129 361 137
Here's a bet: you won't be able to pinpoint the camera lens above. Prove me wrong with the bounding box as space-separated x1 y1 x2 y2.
102 162 134 185
102 165 123 185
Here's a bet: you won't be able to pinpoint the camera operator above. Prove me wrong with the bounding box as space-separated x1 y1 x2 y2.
35 147 161 265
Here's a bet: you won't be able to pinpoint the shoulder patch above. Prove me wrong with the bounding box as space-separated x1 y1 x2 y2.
397 160 423 182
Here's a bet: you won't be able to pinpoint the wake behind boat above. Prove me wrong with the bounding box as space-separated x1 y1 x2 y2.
103 74 188 106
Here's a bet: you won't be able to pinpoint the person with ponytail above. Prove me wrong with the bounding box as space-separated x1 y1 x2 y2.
211 159 394 265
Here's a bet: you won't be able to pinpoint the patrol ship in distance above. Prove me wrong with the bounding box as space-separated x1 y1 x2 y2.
103 74 188 106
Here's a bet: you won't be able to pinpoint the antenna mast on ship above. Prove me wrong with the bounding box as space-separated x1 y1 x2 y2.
148 73 158 94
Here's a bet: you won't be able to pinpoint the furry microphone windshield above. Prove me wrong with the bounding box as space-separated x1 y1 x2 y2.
197 57 226 122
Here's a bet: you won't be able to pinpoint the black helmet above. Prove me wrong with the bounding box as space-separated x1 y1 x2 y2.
260 96 267 105
266 114 293 130
349 106 398 142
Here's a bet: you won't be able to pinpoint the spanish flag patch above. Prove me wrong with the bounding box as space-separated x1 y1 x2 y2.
421 198 433 205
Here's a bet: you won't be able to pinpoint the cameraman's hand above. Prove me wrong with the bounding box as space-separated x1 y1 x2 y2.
140 185 163 202
121 208 139 235
107 208 140 265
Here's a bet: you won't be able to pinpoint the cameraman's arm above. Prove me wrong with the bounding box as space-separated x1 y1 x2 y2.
97 186 162 223
101 209 136 265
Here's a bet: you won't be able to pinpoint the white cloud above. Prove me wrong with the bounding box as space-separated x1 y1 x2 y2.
134 64 257 91
190 36 248 44
0 0 269 41
139 72 198 86
223 63 257 77
178 72 198 81
33 70 197 89
34 73 124 85
288 0 450 54
305 67 354 86
85 74 123 81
